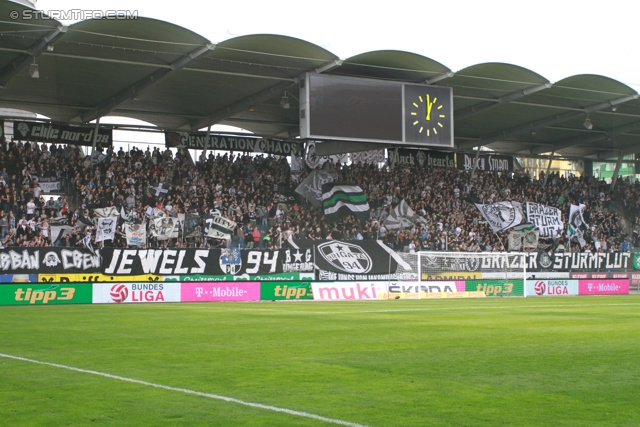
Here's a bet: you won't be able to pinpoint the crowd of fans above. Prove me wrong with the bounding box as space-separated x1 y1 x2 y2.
0 138 637 254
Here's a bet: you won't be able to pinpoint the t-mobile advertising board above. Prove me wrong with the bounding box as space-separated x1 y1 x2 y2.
578 279 629 295
526 280 579 297
181 282 260 302
93 283 181 304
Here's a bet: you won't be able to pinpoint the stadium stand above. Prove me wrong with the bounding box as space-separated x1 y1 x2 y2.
0 137 634 254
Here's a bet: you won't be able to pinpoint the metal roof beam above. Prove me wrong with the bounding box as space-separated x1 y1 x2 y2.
425 72 454 85
527 120 640 156
0 25 68 88
455 83 551 120
187 59 340 131
186 80 295 131
76 43 215 123
457 95 638 151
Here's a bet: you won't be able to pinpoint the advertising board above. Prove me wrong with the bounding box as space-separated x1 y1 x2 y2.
0 283 92 305
465 280 524 297
92 283 181 304
181 282 260 302
260 282 313 300
578 279 629 295
311 282 389 301
525 280 579 296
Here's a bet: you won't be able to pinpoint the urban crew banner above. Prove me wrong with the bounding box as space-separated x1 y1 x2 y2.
0 247 100 274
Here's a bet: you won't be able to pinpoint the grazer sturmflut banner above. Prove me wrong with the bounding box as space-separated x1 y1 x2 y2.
0 248 101 274
165 131 303 156
419 252 632 273
101 247 314 277
288 239 414 281
13 121 112 147
527 252 631 272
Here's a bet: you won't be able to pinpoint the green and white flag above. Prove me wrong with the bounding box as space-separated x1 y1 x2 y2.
321 182 370 223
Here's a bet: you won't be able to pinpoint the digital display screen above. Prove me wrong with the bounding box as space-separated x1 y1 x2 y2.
300 73 453 147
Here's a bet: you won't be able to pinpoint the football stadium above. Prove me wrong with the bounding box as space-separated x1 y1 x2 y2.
1 1 640 425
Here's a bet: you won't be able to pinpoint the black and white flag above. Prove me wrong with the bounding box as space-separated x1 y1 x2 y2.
95 217 117 242
204 215 236 240
294 169 337 208
475 201 524 233
385 200 429 230
94 206 120 218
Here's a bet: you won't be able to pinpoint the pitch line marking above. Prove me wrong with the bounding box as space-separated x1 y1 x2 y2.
0 353 369 427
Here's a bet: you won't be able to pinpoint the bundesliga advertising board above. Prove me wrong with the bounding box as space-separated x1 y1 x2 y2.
526 279 629 296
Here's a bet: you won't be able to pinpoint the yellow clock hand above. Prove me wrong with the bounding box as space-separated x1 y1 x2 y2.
426 94 435 121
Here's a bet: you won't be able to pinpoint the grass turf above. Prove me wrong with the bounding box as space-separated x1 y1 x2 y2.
1 296 639 426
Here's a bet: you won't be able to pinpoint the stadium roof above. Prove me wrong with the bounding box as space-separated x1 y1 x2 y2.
1 1 640 161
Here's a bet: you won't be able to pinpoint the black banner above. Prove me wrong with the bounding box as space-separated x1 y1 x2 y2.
527 252 631 272
289 239 410 281
420 252 631 273
0 248 100 274
388 148 455 168
422 253 525 273
13 121 112 147
165 131 302 156
101 247 314 277
457 153 513 172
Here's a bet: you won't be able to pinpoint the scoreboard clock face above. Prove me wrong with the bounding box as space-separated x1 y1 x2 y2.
404 84 453 146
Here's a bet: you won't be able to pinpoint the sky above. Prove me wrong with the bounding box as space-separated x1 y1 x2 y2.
34 0 640 88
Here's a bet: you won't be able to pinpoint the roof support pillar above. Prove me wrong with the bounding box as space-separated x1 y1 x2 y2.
469 147 483 181
543 151 555 187
610 150 624 192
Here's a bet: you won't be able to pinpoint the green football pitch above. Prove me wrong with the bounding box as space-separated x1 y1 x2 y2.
1 296 639 426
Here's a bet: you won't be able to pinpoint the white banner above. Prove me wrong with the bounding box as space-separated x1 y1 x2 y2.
95 216 117 242
153 217 177 241
94 207 120 218
475 201 524 233
39 181 61 192
205 215 236 240
124 222 146 246
525 203 563 238
349 149 385 165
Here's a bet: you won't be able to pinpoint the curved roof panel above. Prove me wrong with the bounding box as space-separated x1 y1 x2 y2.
335 50 451 82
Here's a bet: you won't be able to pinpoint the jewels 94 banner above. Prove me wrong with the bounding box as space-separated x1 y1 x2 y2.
100 247 314 277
